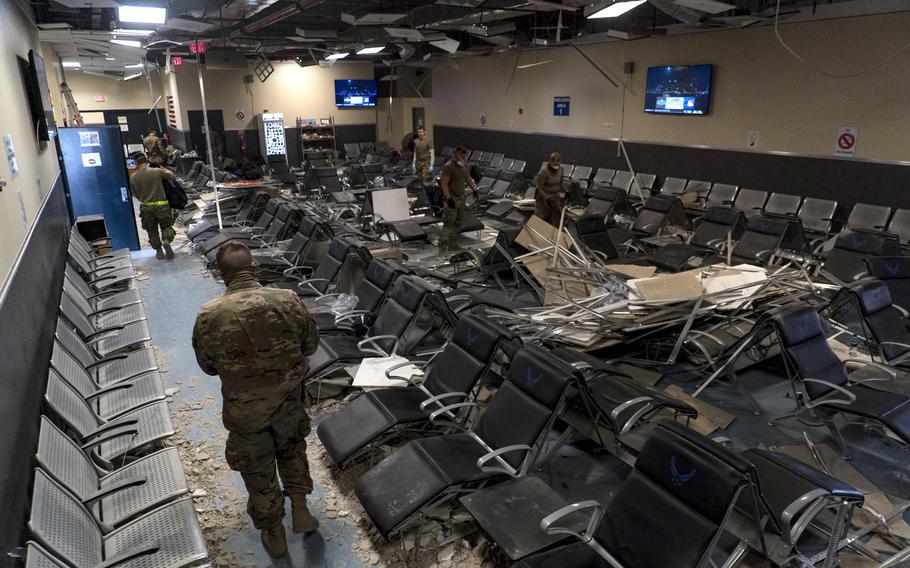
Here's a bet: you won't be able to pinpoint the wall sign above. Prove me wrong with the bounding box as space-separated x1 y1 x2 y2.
235 110 245 121
835 126 858 158
480 113 487 127
4 134 19 180
94 95 106 102
554 96 570 116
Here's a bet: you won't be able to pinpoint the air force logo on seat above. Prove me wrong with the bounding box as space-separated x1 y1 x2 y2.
671 455 696 486
465 329 479 347
526 368 543 387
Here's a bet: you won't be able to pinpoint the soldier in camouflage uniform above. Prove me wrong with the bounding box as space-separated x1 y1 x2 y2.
142 128 166 166
411 126 434 182
438 145 477 251
533 152 566 226
192 243 320 558
129 155 176 259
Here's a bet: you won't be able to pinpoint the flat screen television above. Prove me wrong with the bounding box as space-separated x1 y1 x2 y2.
644 64 713 115
21 50 56 140
335 79 377 108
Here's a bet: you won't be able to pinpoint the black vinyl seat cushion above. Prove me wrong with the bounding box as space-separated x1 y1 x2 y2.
771 304 910 443
317 313 516 465
824 231 901 283
850 278 910 362
355 346 575 538
305 275 436 378
864 256 910 313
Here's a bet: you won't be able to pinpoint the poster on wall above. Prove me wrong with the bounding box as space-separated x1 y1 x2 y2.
835 126 858 158
553 96 570 116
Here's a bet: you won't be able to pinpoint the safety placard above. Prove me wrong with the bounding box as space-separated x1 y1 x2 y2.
81 152 102 168
835 126 858 157
554 96 570 116
79 131 100 146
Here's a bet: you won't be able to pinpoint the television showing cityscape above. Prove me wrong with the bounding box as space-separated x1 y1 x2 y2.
644 65 713 115
335 79 377 108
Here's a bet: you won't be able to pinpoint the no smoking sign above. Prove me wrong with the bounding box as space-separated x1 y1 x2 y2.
835 126 858 158
235 110 246 121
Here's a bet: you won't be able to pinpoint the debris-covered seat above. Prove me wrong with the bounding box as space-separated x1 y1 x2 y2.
355 345 576 538
317 313 518 466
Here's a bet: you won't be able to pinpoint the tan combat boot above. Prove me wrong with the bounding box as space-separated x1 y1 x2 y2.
261 522 288 558
290 496 319 534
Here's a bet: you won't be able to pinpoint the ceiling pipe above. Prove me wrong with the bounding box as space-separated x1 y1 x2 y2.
228 0 326 40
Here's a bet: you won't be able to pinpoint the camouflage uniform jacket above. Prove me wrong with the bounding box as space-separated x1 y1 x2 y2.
143 134 166 164
192 272 319 433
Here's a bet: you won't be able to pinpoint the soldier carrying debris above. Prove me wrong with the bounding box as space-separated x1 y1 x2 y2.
192 242 320 558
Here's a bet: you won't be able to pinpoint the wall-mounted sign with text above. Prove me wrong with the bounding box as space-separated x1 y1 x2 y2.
554 96 570 116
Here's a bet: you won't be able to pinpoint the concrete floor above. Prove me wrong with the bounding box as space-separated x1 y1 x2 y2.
129 213 910 567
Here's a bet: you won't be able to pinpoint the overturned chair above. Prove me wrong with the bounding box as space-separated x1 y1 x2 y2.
317 313 519 467
354 345 578 538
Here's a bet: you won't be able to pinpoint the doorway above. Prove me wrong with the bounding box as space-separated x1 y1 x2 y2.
101 109 167 156
187 109 225 160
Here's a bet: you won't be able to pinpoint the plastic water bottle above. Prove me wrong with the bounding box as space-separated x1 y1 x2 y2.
848 338 859 358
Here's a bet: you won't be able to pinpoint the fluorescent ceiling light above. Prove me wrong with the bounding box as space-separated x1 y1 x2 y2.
118 5 166 24
123 72 142 80
587 0 647 18
325 52 349 60
111 28 154 36
124 63 144 68
516 59 551 69
62 60 81 68
356 46 385 55
111 39 142 47
105 57 116 61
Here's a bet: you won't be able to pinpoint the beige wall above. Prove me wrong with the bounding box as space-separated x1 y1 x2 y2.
0 3 63 286
168 60 378 131
432 12 910 163
65 68 164 113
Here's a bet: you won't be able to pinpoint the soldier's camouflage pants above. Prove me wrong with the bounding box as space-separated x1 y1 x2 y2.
438 194 465 249
415 158 431 182
139 204 175 250
224 395 313 530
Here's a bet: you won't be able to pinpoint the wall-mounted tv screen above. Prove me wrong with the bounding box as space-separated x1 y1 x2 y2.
335 79 377 108
22 50 56 140
644 64 713 115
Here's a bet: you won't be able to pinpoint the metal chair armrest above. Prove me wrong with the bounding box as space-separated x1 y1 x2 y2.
428 401 480 423
95 542 161 568
540 500 605 543
804 378 857 408
83 476 148 505
385 360 429 383
778 488 831 546
357 335 398 357
844 359 896 380
476 444 536 477
418 391 468 412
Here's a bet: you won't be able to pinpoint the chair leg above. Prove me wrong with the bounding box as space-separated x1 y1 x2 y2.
729 371 763 416
821 414 852 460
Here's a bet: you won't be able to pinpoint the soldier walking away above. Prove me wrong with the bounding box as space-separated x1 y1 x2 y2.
143 128 167 166
533 152 567 227
129 155 176 259
412 126 434 182
192 243 320 559
438 145 477 251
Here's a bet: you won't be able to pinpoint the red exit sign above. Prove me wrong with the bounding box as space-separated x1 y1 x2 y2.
172 56 183 66
189 40 205 54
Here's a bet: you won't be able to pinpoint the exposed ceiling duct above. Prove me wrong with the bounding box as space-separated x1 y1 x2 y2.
229 0 329 39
